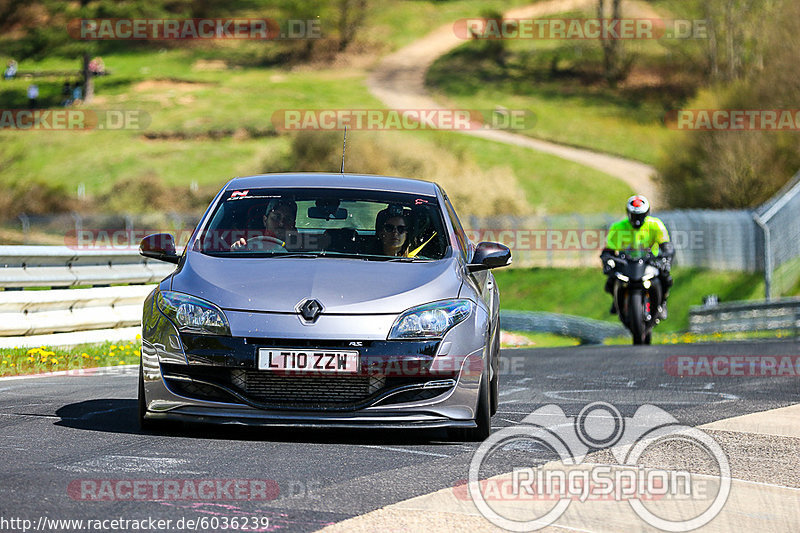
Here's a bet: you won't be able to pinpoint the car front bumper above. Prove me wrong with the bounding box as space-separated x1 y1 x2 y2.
141 294 489 428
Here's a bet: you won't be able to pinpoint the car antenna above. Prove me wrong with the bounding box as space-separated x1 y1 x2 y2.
340 126 347 174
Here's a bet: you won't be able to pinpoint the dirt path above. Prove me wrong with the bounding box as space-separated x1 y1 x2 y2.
367 0 661 205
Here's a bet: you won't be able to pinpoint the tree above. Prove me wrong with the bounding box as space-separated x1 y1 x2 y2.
337 0 366 51
596 0 629 87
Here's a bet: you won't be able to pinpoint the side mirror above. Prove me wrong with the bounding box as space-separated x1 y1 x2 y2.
140 233 180 264
467 241 511 272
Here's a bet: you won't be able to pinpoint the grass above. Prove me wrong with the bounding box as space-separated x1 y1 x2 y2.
425 9 696 165
0 45 631 219
494 266 771 333
0 339 141 377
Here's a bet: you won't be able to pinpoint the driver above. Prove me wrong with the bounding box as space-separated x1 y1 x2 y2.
372 204 411 257
601 195 674 319
231 198 297 250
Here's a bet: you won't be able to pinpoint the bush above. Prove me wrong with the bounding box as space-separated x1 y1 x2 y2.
264 131 530 216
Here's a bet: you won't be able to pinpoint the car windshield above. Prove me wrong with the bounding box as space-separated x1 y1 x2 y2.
196 187 450 260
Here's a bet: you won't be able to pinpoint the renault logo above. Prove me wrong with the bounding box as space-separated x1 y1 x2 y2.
298 299 323 322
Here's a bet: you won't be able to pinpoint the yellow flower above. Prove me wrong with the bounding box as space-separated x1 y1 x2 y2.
27 348 38 355
1 360 7 365
94 356 100 360
110 345 117 350
50 358 58 364
81 353 90 359
135 334 142 340
27 357 34 363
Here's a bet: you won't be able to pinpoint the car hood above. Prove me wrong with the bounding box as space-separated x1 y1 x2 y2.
170 252 464 314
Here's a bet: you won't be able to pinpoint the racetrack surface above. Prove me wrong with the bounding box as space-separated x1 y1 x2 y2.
1 340 798 531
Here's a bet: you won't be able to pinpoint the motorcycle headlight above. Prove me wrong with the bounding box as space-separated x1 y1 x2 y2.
156 290 231 336
388 299 473 340
642 265 660 281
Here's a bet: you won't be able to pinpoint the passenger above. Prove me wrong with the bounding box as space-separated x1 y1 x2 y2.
231 198 297 250
373 205 410 257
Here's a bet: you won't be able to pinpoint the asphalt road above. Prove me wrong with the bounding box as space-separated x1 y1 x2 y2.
1 340 798 532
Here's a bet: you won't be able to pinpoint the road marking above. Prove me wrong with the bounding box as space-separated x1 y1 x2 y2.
543 389 739 404
498 387 528 397
56 455 205 474
358 445 451 458
0 365 137 381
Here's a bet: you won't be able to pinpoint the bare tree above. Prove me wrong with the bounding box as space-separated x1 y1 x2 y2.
597 0 626 87
337 0 367 52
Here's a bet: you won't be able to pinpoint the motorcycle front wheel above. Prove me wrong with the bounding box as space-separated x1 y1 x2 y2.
628 290 646 345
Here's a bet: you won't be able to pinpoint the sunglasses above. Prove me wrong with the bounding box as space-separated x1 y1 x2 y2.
382 223 407 234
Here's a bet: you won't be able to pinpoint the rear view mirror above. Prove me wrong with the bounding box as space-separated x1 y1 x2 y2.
307 206 348 220
140 233 180 264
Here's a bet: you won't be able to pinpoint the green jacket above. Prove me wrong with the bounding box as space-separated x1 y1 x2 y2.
606 216 670 256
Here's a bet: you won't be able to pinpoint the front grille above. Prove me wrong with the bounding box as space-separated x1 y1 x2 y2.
230 370 385 405
160 362 453 410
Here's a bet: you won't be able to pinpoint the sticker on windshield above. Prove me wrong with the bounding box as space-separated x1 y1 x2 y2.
230 190 249 199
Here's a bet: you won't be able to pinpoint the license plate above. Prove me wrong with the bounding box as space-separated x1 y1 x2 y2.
257 349 359 373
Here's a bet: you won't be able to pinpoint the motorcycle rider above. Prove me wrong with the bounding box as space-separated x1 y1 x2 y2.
601 195 674 320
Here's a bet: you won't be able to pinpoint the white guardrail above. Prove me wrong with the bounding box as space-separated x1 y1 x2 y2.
0 246 175 336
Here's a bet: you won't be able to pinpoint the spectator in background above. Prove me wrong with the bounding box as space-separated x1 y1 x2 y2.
61 80 73 106
3 60 17 80
27 83 38 108
72 83 83 104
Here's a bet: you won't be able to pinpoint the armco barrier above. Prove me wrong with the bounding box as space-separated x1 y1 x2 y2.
0 246 173 336
689 298 800 335
0 246 175 288
0 285 154 336
500 310 626 345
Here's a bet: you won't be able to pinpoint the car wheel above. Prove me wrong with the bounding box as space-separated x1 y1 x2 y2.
490 328 500 416
450 374 491 442
138 361 159 431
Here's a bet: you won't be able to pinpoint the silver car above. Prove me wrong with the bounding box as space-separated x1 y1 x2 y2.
138 173 511 440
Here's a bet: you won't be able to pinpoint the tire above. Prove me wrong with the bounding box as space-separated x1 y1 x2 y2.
451 374 491 442
629 290 646 345
489 327 500 416
138 361 160 431
644 332 652 345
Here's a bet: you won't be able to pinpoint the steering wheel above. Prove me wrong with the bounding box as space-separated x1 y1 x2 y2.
242 235 287 252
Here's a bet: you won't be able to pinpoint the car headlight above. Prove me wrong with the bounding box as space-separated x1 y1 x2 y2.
156 290 231 336
388 299 473 340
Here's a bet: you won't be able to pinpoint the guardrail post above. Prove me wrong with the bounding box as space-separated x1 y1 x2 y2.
753 212 772 301
18 213 30 245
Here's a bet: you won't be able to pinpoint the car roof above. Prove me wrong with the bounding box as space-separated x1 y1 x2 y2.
225 173 439 197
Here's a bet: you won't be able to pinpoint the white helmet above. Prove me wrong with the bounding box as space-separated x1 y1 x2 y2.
626 195 650 229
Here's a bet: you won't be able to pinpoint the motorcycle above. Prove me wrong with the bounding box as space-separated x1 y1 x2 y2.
602 250 667 345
